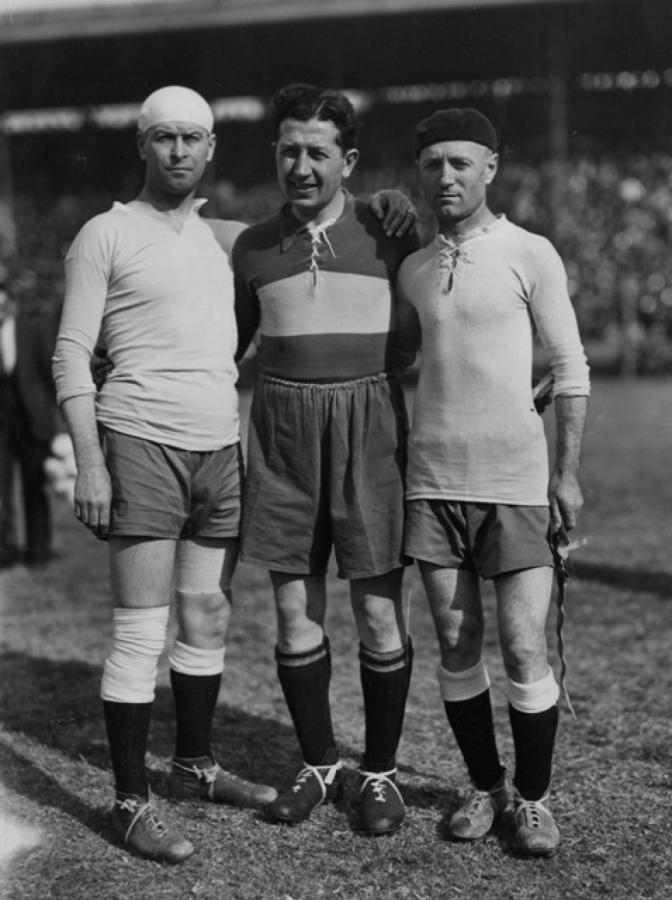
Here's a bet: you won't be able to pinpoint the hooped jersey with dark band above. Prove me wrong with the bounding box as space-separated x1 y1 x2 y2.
233 191 419 382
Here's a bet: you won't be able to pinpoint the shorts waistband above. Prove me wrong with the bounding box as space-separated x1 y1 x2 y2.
259 372 393 391
98 423 240 455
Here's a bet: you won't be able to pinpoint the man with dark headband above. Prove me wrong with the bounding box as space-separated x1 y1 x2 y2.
234 83 419 836
397 107 590 856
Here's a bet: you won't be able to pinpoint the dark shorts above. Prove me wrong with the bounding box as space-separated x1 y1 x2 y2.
100 427 242 540
404 499 553 579
240 373 409 580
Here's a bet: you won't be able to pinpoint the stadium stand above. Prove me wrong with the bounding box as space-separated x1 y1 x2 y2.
2 0 672 371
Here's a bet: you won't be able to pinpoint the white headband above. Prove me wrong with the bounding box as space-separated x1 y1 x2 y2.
138 86 214 134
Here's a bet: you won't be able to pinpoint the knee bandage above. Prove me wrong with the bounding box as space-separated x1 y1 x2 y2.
168 640 225 677
101 606 169 703
507 667 559 714
437 660 490 703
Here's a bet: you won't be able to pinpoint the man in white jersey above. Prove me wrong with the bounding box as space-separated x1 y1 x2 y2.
52 86 279 864
397 108 590 857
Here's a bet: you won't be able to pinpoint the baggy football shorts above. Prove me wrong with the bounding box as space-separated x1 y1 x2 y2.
404 499 553 579
100 426 243 540
240 372 409 579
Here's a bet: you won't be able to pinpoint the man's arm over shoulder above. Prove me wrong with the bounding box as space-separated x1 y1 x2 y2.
356 197 421 257
368 189 418 238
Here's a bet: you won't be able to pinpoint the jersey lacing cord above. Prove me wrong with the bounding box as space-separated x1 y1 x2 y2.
307 227 337 286
438 241 473 293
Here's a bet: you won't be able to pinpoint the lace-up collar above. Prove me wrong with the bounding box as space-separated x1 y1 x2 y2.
435 214 506 293
279 189 353 253
279 190 353 286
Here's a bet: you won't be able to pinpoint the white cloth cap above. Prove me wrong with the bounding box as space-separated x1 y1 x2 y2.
138 85 214 134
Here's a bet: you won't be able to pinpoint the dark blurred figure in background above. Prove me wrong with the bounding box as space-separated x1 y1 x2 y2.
0 265 60 567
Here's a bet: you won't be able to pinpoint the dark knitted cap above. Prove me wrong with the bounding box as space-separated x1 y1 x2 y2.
415 107 498 157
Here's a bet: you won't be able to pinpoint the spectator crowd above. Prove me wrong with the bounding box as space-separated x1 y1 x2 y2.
6 145 672 374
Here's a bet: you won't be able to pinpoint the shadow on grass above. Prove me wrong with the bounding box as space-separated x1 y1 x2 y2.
573 561 672 597
0 651 297 789
1 652 452 796
0 740 111 843
398 779 458 812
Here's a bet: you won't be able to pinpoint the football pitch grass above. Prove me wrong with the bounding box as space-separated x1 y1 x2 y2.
1 376 671 899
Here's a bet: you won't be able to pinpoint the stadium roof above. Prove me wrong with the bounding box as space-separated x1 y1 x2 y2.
2 0 669 116
0 0 633 43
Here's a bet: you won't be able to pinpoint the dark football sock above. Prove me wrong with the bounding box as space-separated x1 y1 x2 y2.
360 638 413 772
103 700 152 798
509 702 559 800
276 637 337 766
171 670 222 760
443 689 504 791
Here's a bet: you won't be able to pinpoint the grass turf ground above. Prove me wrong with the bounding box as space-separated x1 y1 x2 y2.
1 376 671 900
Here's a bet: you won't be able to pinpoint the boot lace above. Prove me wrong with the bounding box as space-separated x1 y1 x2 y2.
116 797 167 841
360 768 400 804
292 761 343 796
516 796 549 829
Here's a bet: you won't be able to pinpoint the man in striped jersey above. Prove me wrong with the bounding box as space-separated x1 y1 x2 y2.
234 83 419 835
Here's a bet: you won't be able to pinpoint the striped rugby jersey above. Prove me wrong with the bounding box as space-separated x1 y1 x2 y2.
233 191 419 381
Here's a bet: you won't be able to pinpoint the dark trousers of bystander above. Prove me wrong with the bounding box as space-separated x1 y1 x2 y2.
0 376 52 566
